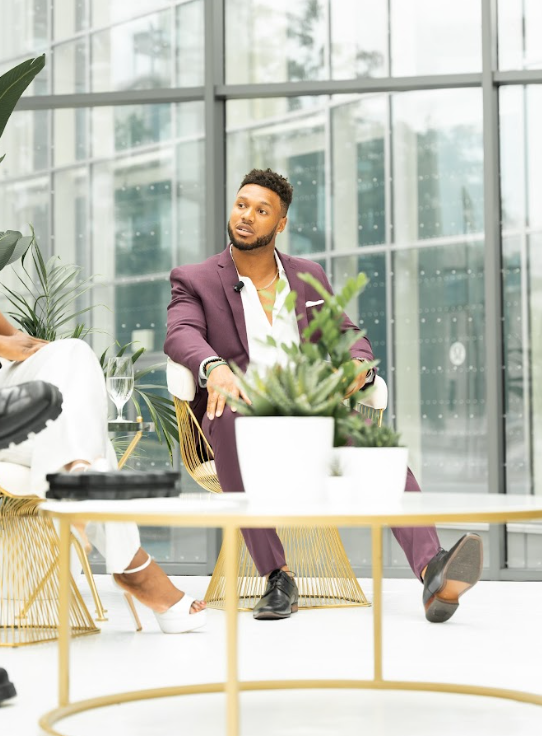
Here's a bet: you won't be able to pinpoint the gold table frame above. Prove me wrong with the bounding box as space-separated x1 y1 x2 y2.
38 493 542 736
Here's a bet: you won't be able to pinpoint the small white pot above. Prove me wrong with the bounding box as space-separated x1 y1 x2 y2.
331 446 408 503
235 416 334 502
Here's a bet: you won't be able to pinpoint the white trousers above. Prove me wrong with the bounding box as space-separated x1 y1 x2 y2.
0 339 140 572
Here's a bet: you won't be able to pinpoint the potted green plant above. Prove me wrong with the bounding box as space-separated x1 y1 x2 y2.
226 272 378 502
231 354 345 502
332 411 408 502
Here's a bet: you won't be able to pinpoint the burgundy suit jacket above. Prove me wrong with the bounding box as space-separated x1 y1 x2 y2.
164 247 375 425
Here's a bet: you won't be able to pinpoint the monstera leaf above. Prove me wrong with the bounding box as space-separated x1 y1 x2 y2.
0 229 34 272
0 55 46 159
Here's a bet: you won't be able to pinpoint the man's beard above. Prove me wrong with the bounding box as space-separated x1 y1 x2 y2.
227 221 278 252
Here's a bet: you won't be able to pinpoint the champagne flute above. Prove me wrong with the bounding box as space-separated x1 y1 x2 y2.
106 357 134 422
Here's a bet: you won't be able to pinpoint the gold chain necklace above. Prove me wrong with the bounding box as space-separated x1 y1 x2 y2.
256 270 279 292
229 246 279 292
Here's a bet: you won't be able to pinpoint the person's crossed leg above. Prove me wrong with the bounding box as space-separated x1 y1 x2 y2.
204 404 482 623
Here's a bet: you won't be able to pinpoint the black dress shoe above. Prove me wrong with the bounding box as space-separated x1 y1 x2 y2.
0 381 63 450
0 668 16 704
253 569 299 620
423 533 483 623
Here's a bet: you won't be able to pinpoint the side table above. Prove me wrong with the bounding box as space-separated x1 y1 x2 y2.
107 416 155 468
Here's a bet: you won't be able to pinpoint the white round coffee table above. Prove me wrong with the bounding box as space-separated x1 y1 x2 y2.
39 492 542 736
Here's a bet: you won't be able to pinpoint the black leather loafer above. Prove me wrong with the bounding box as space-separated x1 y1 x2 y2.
253 569 299 620
0 381 63 450
0 668 16 704
423 533 483 623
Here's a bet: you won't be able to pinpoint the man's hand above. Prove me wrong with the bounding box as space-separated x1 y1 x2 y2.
207 364 251 420
344 360 368 399
0 331 48 362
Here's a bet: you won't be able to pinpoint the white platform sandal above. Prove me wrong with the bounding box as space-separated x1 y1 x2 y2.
114 554 207 634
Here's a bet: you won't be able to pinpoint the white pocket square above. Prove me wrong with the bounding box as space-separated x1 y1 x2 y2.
305 299 324 307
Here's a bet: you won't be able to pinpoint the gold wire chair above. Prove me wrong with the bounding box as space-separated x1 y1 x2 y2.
167 359 388 612
0 478 101 647
0 415 153 646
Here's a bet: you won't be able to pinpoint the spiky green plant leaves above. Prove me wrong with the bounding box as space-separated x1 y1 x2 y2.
224 272 377 417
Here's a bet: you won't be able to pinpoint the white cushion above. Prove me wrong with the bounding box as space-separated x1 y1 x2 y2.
166 358 197 401
358 375 388 411
0 462 32 497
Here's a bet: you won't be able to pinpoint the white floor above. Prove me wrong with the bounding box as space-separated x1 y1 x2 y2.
2 576 542 736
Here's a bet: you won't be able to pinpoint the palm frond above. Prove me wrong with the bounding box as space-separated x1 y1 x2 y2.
2 240 102 341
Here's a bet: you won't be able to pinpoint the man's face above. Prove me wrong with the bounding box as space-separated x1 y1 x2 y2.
227 184 287 252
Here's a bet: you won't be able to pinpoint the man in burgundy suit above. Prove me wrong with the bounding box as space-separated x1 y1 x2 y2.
165 168 483 622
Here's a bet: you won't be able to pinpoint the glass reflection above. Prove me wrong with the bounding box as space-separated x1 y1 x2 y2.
502 236 530 495
177 0 204 87
91 0 171 27
0 0 48 64
53 109 88 166
226 0 326 84
54 0 88 40
91 11 172 92
331 96 386 249
500 86 542 507
0 176 49 257
392 89 484 243
394 244 487 494
498 0 542 71
0 111 49 179
53 40 87 94
330 0 387 79
177 139 205 265
115 280 170 349
390 0 481 75
227 100 326 256
499 86 527 231
332 254 388 381
54 168 89 268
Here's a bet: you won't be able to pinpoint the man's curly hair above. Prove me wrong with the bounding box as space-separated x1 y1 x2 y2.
238 168 293 215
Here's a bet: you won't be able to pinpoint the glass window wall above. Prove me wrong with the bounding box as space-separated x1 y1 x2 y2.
1 0 542 576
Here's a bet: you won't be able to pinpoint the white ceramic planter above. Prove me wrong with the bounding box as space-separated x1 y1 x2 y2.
331 446 408 503
235 416 334 502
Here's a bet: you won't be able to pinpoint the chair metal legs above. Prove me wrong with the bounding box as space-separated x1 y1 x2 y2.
205 527 370 611
0 491 100 647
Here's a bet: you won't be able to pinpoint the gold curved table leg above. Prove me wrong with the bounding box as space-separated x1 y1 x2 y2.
224 525 239 736
371 524 383 683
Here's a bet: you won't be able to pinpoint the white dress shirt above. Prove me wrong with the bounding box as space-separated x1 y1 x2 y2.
199 249 372 386
199 251 299 386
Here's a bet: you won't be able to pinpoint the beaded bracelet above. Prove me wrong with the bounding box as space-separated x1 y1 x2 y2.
205 359 228 378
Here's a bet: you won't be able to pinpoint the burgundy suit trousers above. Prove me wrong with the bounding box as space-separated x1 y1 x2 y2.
202 407 440 579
